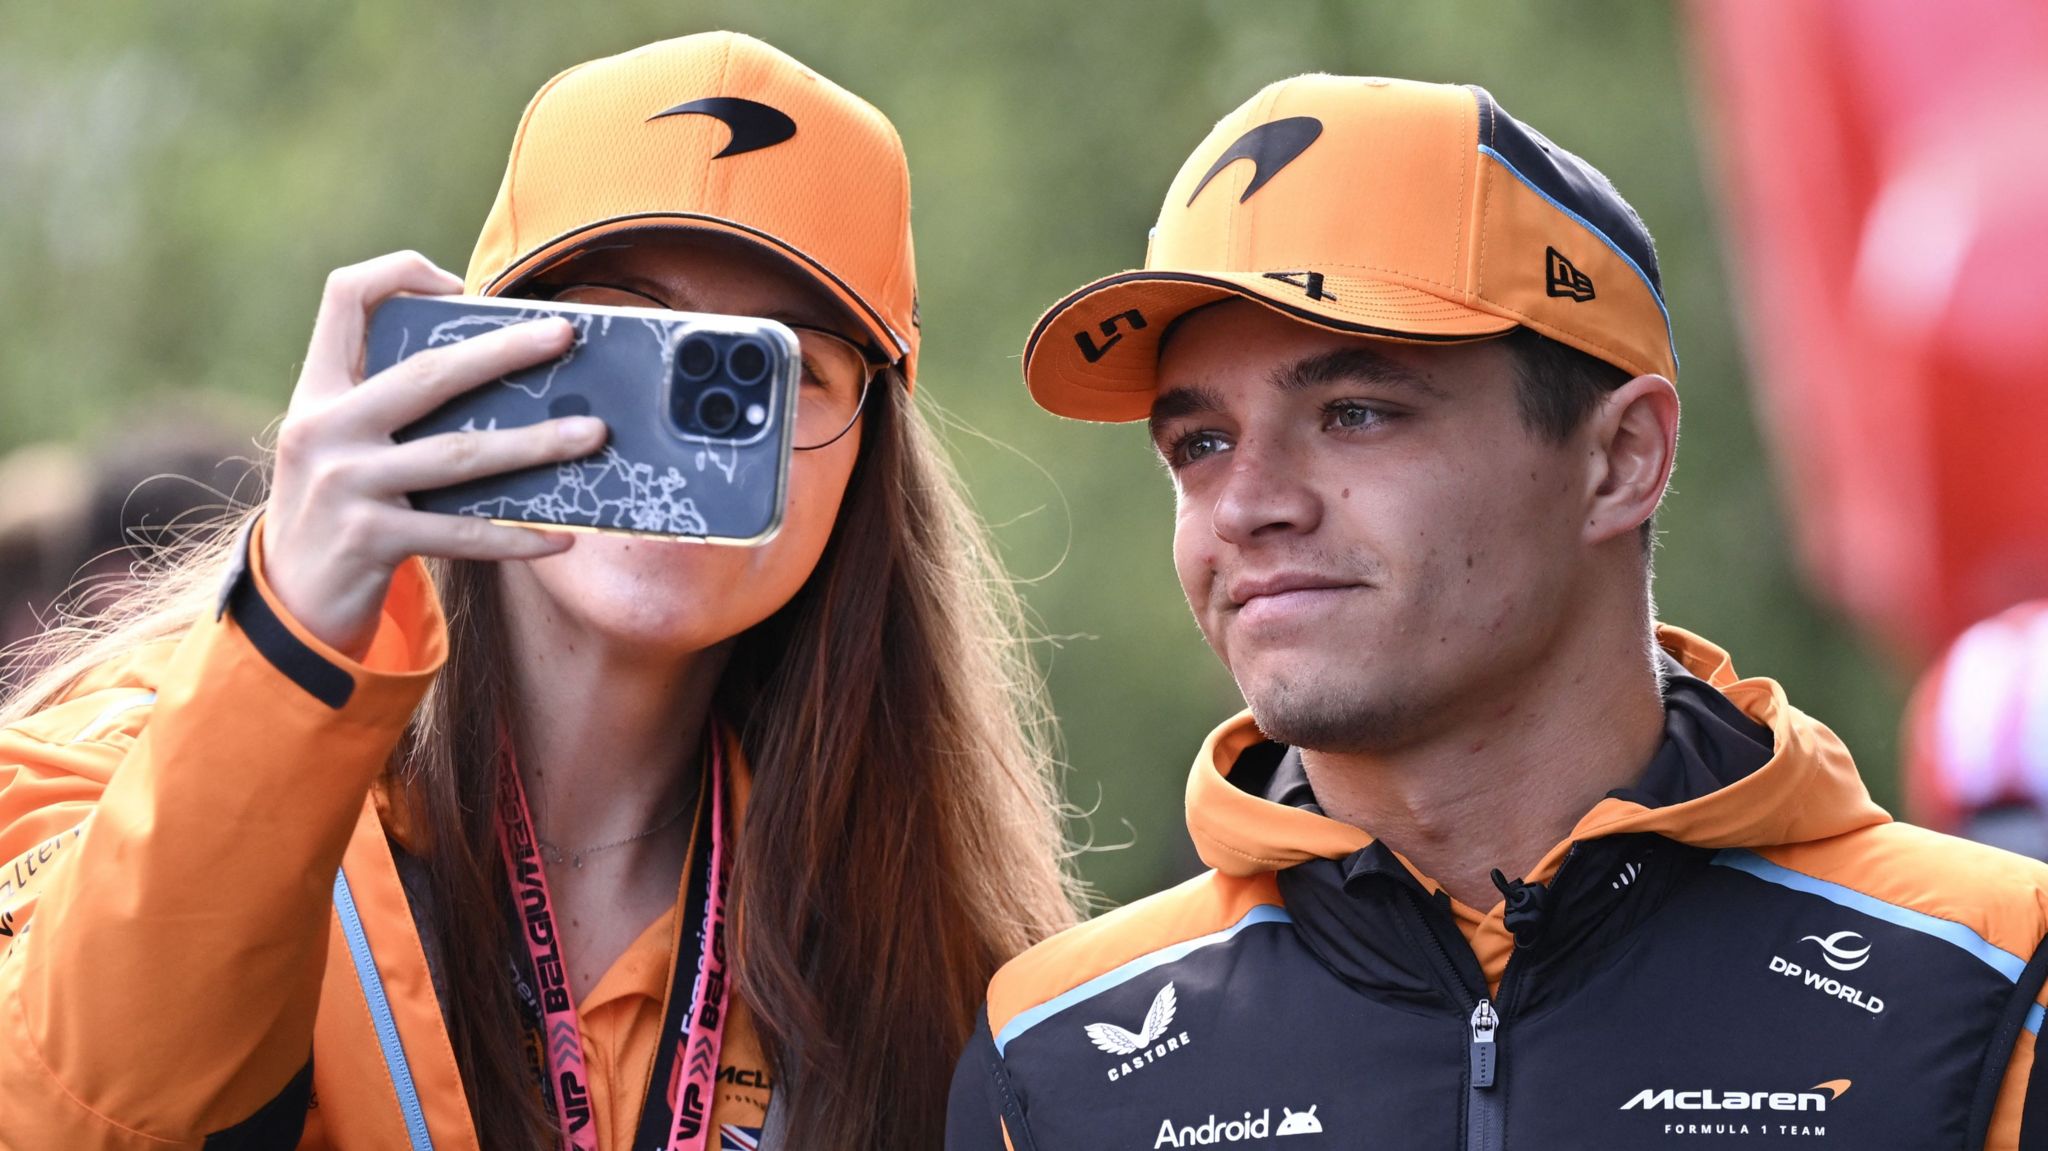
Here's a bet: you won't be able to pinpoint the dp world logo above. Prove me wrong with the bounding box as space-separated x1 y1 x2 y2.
1803 931 1872 972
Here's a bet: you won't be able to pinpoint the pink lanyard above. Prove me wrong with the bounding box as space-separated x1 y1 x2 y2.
495 727 732 1151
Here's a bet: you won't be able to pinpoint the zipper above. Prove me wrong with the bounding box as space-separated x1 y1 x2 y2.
1469 999 1499 1086
1466 998 1503 1151
1393 883 1505 1151
1391 845 1588 1151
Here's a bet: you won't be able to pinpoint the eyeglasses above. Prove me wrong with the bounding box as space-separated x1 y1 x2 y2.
538 283 883 451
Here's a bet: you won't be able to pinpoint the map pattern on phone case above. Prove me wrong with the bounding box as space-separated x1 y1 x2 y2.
366 295 796 544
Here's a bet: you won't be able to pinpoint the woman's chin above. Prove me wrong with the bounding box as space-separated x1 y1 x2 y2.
506 534 787 659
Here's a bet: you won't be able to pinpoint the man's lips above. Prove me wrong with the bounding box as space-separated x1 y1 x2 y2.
1225 574 1367 627
1227 572 1362 607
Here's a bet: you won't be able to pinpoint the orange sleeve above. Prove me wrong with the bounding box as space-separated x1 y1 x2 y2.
0 523 446 1148
1985 982 2048 1148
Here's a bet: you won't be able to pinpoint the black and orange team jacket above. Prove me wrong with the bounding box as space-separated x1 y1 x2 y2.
949 627 2048 1150
0 523 779 1150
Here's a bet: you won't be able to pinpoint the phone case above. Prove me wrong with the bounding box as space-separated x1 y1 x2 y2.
364 294 798 545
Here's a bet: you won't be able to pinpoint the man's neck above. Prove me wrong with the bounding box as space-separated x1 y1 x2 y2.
1298 627 1666 911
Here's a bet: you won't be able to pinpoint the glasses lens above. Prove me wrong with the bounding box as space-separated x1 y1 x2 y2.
791 328 871 450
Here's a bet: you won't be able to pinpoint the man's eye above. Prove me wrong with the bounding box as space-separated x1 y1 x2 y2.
1163 430 1229 469
1323 401 1388 431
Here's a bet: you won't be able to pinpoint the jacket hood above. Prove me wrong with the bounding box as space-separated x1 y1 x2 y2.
1186 624 1891 879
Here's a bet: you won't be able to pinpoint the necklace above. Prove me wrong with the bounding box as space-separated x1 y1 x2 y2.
536 791 696 869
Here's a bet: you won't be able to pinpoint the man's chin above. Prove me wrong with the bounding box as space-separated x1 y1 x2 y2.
1238 673 1417 754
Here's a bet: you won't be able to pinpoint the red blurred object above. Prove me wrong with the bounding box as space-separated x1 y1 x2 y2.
1902 601 2048 855
1690 0 2048 662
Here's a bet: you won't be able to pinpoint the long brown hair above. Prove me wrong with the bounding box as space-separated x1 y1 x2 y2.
2 371 1081 1149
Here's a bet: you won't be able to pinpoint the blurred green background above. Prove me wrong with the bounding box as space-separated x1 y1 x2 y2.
0 1 1905 905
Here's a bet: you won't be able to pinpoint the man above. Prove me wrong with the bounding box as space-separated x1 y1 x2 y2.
948 75 2048 1149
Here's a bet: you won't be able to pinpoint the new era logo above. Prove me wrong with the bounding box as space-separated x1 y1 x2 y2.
1545 247 1595 302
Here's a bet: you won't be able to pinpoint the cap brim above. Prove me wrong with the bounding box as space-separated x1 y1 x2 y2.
475 211 912 374
1024 270 1518 422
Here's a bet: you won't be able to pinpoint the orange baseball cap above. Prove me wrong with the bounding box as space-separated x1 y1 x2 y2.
465 32 920 383
1024 75 1675 421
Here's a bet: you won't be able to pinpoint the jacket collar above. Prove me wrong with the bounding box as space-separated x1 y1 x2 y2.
1185 623 1890 879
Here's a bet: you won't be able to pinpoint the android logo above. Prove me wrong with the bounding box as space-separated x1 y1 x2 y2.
1275 1105 1322 1136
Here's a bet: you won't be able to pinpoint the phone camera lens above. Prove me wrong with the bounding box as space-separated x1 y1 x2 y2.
696 388 740 435
677 335 718 382
726 339 769 386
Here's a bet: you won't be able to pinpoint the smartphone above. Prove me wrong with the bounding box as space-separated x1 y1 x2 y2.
363 294 798 545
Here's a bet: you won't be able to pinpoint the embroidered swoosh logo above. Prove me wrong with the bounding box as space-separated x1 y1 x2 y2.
649 97 797 158
1186 116 1323 206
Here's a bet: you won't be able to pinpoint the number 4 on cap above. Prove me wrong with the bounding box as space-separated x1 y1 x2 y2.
1263 271 1337 301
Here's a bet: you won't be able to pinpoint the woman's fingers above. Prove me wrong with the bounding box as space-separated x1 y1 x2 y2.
335 315 575 437
265 253 594 657
370 505 580 564
294 251 465 407
370 416 607 496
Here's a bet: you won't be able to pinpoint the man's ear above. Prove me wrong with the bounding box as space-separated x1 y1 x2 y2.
1581 374 1679 547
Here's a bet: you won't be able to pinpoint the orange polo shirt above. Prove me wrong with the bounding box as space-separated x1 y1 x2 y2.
577 901 773 1151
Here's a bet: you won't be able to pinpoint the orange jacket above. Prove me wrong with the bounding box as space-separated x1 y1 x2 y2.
0 525 772 1149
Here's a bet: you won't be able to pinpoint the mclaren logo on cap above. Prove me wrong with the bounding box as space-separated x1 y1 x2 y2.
649 97 797 158
1187 117 1323 206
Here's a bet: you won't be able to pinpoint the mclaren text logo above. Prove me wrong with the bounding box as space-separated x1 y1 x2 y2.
1087 982 1191 1082
1154 1106 1322 1148
1622 1080 1849 1113
1624 1081 1848 1138
1804 931 1871 971
1769 931 1883 1014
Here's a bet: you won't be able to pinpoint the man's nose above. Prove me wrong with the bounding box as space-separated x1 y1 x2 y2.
1209 438 1321 545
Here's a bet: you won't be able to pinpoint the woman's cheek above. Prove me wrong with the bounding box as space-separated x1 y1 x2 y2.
752 441 859 591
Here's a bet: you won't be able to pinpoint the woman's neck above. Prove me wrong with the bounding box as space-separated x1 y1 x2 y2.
497 576 734 857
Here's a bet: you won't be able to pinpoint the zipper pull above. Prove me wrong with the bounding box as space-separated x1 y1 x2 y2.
1469 998 1499 1089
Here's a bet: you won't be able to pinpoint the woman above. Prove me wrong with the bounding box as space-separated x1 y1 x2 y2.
0 32 1077 1151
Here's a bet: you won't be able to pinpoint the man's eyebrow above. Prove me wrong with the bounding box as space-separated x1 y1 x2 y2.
1147 346 1443 440
1148 385 1226 440
1273 347 1446 399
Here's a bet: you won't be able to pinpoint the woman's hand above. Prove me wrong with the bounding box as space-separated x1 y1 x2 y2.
263 252 607 658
